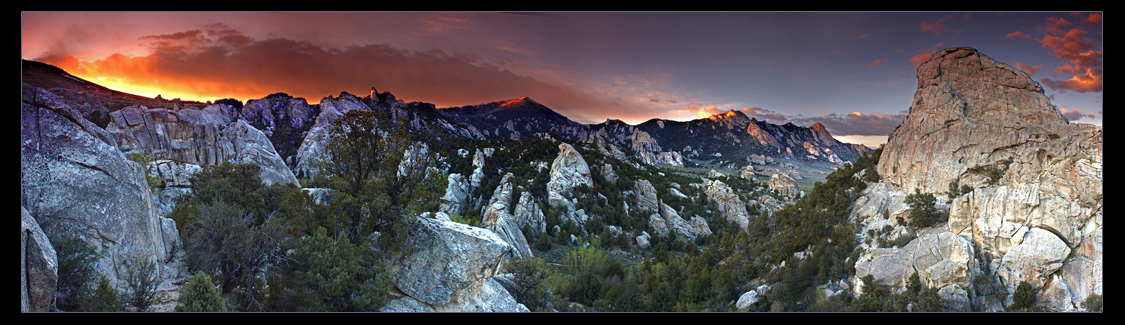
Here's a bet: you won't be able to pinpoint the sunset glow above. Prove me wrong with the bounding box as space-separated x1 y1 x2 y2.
22 11 1103 147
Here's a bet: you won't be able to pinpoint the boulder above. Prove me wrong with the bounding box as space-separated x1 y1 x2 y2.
21 207 57 312
698 180 749 230
633 179 660 214
22 84 180 288
768 172 800 199
383 278 528 312
853 231 978 296
736 290 760 310
388 214 514 308
480 173 534 259
997 228 1070 290
439 173 470 217
635 231 651 249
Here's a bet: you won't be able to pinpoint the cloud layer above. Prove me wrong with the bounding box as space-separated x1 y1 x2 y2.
34 23 617 122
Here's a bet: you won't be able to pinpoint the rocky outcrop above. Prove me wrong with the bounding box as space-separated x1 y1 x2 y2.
512 192 547 237
853 230 979 301
240 93 319 168
600 163 618 185
147 160 202 217
439 173 470 217
768 172 801 199
479 173 534 259
851 47 1102 311
22 84 182 290
632 179 660 214
22 207 57 312
697 179 749 230
877 47 1071 194
104 104 298 186
546 143 594 225
386 214 525 312
292 92 372 178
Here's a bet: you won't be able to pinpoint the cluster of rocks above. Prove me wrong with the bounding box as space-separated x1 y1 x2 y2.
22 84 188 312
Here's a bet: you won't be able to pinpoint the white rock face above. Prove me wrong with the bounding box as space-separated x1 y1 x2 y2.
697 180 749 230
480 173 534 259
512 192 547 237
546 143 594 224
439 173 470 217
849 47 1102 311
633 179 660 214
387 214 517 309
21 207 57 312
853 230 979 298
105 105 298 186
22 85 182 290
768 172 800 199
293 92 370 178
736 290 760 310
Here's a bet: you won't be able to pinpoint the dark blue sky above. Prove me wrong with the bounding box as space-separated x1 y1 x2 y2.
23 12 1102 147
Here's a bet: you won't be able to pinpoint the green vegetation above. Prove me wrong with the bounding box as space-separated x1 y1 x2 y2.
946 180 974 198
123 256 160 312
905 190 946 228
84 276 123 312
177 272 228 312
1010 281 1037 311
50 233 100 311
1082 293 1102 312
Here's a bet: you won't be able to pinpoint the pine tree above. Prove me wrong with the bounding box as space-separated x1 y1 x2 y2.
177 272 227 312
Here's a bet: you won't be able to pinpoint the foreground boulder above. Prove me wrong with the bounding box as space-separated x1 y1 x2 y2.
22 84 182 289
385 214 526 312
21 207 57 312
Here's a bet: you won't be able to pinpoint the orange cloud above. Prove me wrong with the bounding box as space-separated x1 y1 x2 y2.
857 33 870 39
867 59 888 68
1087 13 1102 23
1037 17 1102 93
1006 31 1033 40
32 24 623 122
910 43 945 66
920 15 960 35
1015 62 1043 76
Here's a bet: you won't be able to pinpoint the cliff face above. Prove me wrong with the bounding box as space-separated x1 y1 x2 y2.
877 47 1072 194
851 48 1102 311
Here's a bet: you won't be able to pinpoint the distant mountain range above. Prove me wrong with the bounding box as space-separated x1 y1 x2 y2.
21 59 870 174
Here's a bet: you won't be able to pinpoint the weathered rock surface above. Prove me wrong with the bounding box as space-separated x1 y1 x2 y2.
632 179 660 214
513 191 547 237
292 92 371 178
240 93 319 168
21 207 57 312
439 173 470 217
853 230 979 299
851 47 1102 311
697 179 749 230
480 173 534 259
768 172 801 199
387 214 517 309
877 47 1072 194
105 103 298 186
148 160 202 217
546 143 594 225
22 84 182 290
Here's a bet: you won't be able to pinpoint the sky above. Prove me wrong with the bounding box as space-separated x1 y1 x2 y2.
22 12 1103 148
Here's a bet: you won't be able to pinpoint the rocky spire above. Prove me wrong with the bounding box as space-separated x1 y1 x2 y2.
877 47 1069 193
